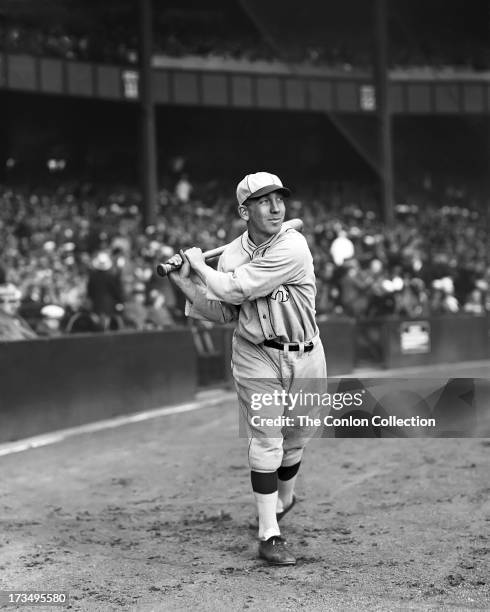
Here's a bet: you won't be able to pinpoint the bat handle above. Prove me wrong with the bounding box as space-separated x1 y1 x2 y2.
156 262 181 277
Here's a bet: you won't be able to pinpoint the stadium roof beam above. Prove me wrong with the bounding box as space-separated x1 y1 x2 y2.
139 0 158 228
374 0 394 226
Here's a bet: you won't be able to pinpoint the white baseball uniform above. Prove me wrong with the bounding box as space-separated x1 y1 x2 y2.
187 222 327 472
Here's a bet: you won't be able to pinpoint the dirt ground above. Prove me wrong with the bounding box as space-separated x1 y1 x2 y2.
0 393 489 611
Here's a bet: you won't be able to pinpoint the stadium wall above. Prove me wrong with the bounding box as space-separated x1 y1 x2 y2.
0 329 196 443
382 315 489 369
318 318 356 376
0 317 487 442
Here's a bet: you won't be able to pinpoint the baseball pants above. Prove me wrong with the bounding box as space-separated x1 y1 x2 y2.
231 332 327 472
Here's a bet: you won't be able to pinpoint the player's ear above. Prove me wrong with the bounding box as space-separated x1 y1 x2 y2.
238 204 249 222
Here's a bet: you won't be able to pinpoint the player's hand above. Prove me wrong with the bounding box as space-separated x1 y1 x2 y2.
167 250 191 283
184 247 205 271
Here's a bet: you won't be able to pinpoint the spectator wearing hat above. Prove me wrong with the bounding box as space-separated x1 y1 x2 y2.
0 283 37 341
463 288 484 315
36 304 66 337
146 288 175 329
330 228 355 266
430 278 460 314
339 258 370 317
395 276 430 318
86 251 125 329
123 283 149 330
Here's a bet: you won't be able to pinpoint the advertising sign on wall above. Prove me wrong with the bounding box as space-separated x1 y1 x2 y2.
400 321 431 354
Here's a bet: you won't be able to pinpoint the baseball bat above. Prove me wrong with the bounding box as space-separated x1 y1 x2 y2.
156 218 303 277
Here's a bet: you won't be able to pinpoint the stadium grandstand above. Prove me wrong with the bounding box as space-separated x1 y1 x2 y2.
1 0 489 71
1 4 489 608
0 0 488 368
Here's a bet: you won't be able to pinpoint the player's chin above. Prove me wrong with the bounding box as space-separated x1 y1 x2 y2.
266 218 284 232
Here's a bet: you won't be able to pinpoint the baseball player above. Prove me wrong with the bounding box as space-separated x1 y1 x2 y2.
168 172 327 565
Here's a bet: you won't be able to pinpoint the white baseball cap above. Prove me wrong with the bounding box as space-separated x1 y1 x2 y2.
236 172 291 206
41 304 65 319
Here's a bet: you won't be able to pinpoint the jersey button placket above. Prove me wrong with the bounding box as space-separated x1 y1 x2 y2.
264 315 274 339
258 302 274 340
257 298 275 340
262 313 273 339
261 313 271 337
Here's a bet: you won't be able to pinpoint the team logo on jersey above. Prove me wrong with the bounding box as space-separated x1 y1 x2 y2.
270 285 290 303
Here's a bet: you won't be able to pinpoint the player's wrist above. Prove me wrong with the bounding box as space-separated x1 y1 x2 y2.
190 259 206 274
189 262 209 285
168 272 182 286
169 273 189 291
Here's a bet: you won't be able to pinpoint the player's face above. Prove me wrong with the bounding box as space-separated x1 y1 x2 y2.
242 191 286 245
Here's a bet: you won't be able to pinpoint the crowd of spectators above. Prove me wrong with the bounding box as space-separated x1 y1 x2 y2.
311 202 488 321
0 21 139 65
2 16 488 73
0 177 487 341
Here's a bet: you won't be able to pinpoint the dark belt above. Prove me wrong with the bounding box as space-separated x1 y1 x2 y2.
264 339 314 352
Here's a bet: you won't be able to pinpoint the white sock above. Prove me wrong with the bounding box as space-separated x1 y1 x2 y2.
278 474 298 512
254 491 281 541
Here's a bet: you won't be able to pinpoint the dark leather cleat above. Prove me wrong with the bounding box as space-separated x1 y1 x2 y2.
276 494 297 522
258 536 296 565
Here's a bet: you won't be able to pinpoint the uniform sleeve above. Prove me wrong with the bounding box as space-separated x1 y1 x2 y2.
186 286 239 324
204 235 310 305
